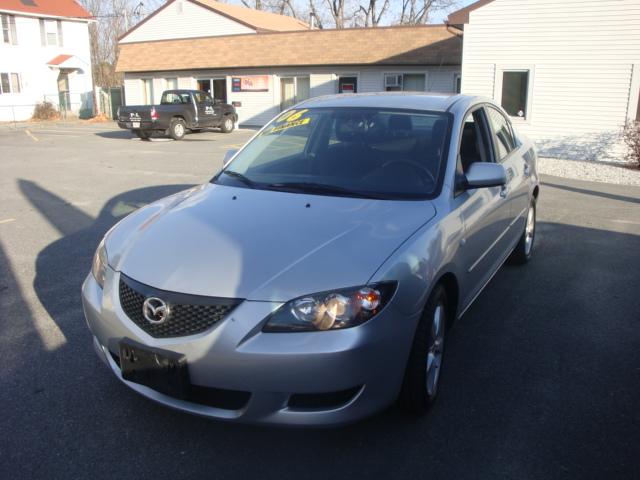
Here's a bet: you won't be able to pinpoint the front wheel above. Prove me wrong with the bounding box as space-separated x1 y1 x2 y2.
169 118 187 140
220 116 234 133
509 200 536 265
399 285 448 413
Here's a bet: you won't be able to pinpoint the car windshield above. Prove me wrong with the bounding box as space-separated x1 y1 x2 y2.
214 107 450 200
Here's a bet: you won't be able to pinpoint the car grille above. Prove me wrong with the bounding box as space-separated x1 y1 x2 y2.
118 274 242 338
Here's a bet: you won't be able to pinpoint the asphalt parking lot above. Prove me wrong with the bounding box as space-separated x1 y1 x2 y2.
1 121 639 479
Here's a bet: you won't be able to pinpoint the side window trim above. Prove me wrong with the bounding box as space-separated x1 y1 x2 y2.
485 105 517 163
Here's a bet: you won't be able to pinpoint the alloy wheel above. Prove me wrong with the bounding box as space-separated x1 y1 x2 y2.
426 302 445 397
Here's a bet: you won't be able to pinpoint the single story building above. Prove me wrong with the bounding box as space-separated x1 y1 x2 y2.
0 0 94 121
449 0 640 161
116 0 463 127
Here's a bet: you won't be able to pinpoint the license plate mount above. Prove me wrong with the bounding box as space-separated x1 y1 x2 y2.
119 339 190 399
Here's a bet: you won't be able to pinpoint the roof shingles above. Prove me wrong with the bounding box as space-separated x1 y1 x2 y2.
0 0 91 18
116 25 462 73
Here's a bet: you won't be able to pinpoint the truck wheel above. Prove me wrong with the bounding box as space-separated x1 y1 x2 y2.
221 116 234 133
134 129 151 140
169 118 186 140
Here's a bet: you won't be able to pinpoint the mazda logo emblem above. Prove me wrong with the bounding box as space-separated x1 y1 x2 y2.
142 297 170 324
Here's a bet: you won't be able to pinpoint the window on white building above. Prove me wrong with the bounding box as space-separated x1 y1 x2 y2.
0 73 21 94
280 76 310 111
165 78 178 90
501 71 530 118
384 73 426 92
142 79 154 105
39 19 63 46
1 14 17 45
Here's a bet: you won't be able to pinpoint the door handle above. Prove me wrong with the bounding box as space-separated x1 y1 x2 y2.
500 185 508 198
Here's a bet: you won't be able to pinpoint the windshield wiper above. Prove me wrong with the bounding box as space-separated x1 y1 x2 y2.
265 182 386 199
220 170 256 188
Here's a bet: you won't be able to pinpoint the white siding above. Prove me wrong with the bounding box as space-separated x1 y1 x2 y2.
461 0 640 161
0 15 93 121
125 65 461 126
120 0 255 44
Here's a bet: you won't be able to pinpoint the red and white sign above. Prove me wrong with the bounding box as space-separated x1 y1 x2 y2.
236 75 270 92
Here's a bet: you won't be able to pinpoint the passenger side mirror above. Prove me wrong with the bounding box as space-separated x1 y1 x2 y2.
223 149 238 163
464 162 507 189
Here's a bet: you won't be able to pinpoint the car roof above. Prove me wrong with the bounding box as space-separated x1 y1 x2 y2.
298 92 483 113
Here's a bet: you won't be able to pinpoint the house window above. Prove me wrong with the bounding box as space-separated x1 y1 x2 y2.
338 76 358 94
142 79 154 105
1 14 17 44
39 19 62 46
165 78 178 90
0 73 21 94
280 76 310 111
384 73 426 92
501 71 529 118
454 74 461 93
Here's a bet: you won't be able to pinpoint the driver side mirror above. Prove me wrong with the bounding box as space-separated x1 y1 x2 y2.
464 162 507 189
223 149 238 164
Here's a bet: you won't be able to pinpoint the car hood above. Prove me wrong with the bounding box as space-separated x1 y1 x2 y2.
106 183 436 301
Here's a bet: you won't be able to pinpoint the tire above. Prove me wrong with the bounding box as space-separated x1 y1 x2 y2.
220 116 234 133
134 129 151 140
399 285 448 413
169 118 187 140
509 199 536 265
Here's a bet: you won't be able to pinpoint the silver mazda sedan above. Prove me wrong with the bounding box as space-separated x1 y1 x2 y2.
82 93 539 426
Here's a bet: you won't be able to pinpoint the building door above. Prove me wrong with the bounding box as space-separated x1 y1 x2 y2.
338 76 357 93
280 77 310 111
197 79 212 94
57 71 70 113
280 77 295 111
212 78 227 103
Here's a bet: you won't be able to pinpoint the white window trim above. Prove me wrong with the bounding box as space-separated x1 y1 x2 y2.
453 73 461 94
1 14 17 45
334 72 360 94
0 72 21 94
382 71 429 92
140 78 154 105
44 20 58 46
279 75 311 110
494 64 535 124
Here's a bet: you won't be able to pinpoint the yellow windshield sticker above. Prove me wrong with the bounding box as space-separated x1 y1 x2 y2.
266 117 311 134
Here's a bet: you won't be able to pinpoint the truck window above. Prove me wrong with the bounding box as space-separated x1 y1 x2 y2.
193 92 213 104
161 92 190 105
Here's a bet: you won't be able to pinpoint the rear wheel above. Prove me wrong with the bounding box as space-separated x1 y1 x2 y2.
134 129 151 140
221 116 234 133
169 118 187 140
509 200 536 265
399 285 448 413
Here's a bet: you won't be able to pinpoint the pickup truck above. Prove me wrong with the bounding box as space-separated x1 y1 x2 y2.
117 89 238 140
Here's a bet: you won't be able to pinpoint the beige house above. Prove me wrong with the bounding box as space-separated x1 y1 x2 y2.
116 0 462 127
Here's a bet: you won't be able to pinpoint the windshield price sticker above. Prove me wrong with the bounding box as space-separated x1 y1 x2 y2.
265 109 311 134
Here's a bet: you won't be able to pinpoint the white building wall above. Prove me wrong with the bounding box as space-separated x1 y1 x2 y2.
460 0 640 161
0 14 93 121
120 0 255 44
124 64 461 127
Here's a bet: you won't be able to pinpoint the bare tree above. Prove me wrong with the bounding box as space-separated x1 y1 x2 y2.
357 0 390 26
325 0 346 28
80 0 163 87
398 0 456 25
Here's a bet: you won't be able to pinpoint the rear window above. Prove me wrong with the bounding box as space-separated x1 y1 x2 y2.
161 92 191 105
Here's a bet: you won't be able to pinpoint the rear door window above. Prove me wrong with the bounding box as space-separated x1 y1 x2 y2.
486 107 516 161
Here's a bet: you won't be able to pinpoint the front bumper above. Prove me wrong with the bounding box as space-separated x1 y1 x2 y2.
82 268 418 426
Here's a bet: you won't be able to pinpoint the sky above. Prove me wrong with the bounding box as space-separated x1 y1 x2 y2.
430 0 476 23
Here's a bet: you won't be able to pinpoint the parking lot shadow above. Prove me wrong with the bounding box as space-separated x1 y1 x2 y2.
94 129 135 139
7 178 640 479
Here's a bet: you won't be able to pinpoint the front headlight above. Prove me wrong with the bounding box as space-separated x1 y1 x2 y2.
91 238 108 288
263 282 396 332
